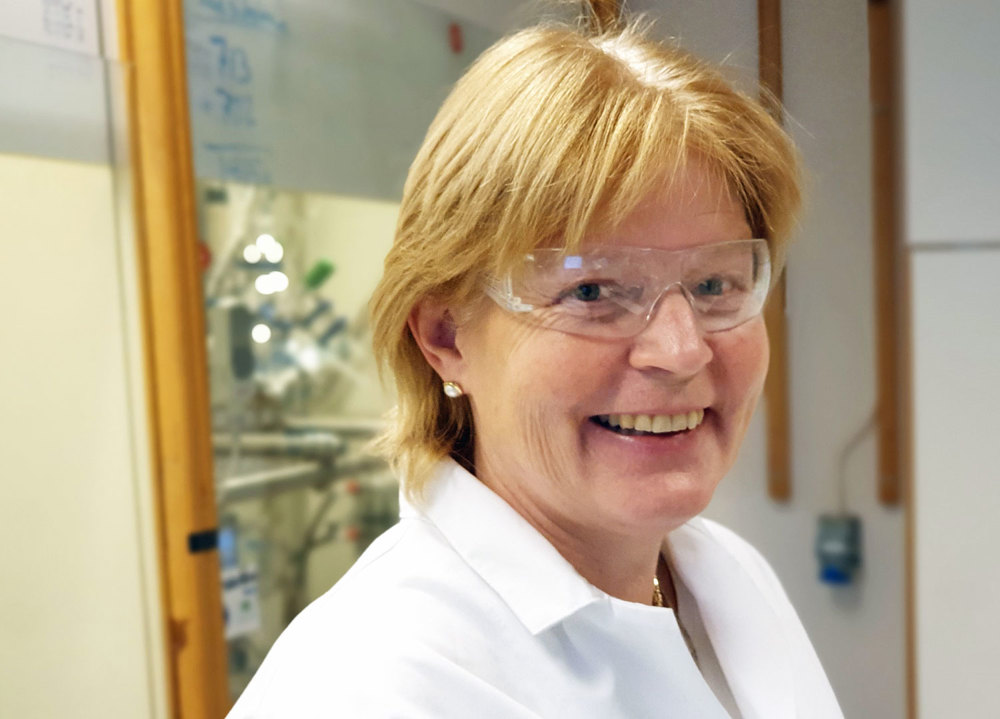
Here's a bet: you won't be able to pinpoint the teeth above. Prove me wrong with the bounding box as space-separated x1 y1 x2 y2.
652 415 672 433
601 409 705 434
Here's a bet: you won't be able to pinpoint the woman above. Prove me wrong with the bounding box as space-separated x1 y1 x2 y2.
229 18 843 719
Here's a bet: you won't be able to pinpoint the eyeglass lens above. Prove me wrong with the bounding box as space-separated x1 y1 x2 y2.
502 240 770 338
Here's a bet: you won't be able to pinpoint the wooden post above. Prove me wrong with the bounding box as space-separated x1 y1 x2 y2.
588 0 621 31
868 0 905 507
115 0 229 716
758 0 792 502
868 4 913 716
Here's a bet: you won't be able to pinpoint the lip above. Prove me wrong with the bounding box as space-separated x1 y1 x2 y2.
582 410 711 465
587 408 713 436
590 407 707 416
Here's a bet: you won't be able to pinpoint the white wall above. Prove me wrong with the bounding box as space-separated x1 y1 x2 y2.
632 2 906 717
0 19 166 719
411 0 532 33
630 0 759 93
910 250 1000 717
904 2 1000 717
903 2 1000 245
771 5 905 716
0 154 166 718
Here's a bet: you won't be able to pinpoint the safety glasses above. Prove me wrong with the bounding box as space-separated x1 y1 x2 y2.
485 239 771 339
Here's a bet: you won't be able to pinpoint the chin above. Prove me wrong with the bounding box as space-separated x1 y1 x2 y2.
611 469 721 530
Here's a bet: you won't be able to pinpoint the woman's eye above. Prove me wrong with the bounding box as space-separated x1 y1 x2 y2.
570 283 603 302
695 276 729 296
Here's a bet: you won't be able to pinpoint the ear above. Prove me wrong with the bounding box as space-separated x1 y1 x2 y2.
407 297 467 383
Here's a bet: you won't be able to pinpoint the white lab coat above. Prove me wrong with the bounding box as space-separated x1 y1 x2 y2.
228 459 843 718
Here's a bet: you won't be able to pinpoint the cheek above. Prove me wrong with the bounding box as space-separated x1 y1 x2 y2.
468 324 616 434
747 321 770 396
714 318 770 409
478 321 614 407
461 317 580 430
466 327 613 483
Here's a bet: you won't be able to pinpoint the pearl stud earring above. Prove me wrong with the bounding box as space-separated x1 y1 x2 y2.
442 381 464 398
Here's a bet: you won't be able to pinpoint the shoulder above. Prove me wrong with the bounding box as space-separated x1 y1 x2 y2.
688 517 791 604
228 517 524 718
264 514 490 651
681 518 844 717
674 517 809 641
693 516 769 564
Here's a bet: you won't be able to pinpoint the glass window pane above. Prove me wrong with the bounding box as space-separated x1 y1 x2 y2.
184 1 508 697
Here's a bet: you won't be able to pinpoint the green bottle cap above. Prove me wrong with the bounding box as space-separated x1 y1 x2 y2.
305 259 335 290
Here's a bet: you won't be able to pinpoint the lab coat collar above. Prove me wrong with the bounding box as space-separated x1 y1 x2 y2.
400 460 605 635
668 519 796 719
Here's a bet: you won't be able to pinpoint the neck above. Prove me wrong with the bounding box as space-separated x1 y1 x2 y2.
553 530 665 604
473 454 683 606
654 553 679 609
483 477 671 604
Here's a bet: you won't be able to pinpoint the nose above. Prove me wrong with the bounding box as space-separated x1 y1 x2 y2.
628 287 713 376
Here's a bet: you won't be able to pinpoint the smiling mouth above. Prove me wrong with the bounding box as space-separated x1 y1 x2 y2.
591 410 706 437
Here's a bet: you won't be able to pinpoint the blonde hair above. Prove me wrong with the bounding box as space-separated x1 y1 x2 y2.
370 20 801 497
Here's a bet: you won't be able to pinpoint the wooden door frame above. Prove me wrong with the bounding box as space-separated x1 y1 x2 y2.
116 0 229 716
588 0 622 28
867 4 913 717
868 0 908 510
757 0 792 502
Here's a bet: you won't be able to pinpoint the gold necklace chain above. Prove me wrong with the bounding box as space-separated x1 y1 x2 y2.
653 565 700 665
652 574 665 607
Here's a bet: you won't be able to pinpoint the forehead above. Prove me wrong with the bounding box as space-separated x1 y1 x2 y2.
584 164 751 253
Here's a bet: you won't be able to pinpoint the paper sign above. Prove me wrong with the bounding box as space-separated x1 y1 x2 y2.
0 0 101 56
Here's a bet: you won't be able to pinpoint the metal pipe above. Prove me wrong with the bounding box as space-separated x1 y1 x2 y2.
218 461 325 502
213 431 343 457
282 416 385 438
217 455 387 504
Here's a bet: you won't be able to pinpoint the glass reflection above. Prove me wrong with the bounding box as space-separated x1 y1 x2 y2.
199 182 401 696
184 0 512 697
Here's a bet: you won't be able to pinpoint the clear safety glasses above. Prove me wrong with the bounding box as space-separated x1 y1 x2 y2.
485 239 771 339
